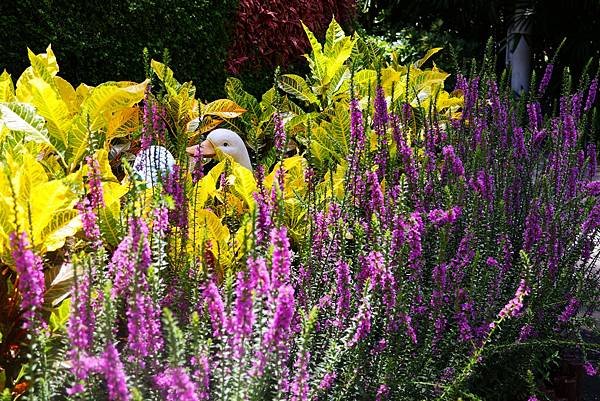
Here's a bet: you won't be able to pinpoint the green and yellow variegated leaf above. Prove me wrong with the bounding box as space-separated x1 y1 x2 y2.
264 156 307 198
279 74 319 105
203 99 246 119
167 81 198 128
189 208 231 267
225 77 261 120
151 59 181 92
284 197 307 242
28 77 71 151
107 107 140 141
302 21 323 54
75 83 92 107
414 47 442 68
192 161 226 209
324 18 346 55
230 162 257 209
15 66 36 102
54 76 78 114
39 209 81 253
0 102 54 150
80 80 149 131
326 37 356 85
0 71 15 102
98 203 122 246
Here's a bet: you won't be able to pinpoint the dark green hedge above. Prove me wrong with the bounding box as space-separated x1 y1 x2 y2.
0 0 237 100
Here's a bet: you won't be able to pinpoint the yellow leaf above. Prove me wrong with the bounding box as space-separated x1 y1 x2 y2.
203 99 246 119
0 70 15 102
192 161 225 209
231 163 257 209
28 77 71 149
107 107 140 141
54 76 78 114
40 210 81 253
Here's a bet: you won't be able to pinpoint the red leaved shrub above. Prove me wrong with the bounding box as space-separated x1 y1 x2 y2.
226 0 356 74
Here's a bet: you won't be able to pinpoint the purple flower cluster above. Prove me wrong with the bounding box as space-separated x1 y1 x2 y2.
126 292 164 364
154 367 201 401
107 218 152 297
10 232 45 330
497 279 530 319
428 207 461 227
557 297 580 324
273 112 287 152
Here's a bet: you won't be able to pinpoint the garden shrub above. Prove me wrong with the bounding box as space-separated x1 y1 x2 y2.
226 0 356 75
0 0 237 100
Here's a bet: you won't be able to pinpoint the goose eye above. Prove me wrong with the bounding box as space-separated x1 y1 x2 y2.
223 142 229 147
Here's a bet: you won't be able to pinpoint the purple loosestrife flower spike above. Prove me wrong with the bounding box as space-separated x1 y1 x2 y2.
191 146 204 185
290 351 310 401
497 279 530 319
253 191 273 246
273 112 286 152
348 292 372 347
376 384 390 401
348 97 366 190
77 198 101 242
523 202 542 252
154 367 201 401
538 64 553 96
428 207 461 227
202 281 226 337
263 284 295 353
165 165 188 230
585 77 598 112
103 342 131 401
153 206 170 234
367 171 386 220
230 271 255 357
10 232 45 330
584 362 598 376
68 264 95 375
587 143 597 179
126 292 163 364
335 260 351 324
407 211 424 275
248 256 270 295
557 297 580 324
270 227 291 290
442 145 465 179
518 324 536 342
141 97 152 150
108 218 152 297
319 372 337 390
583 202 600 233
373 86 389 175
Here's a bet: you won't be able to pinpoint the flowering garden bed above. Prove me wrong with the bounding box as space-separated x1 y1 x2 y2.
0 20 599 401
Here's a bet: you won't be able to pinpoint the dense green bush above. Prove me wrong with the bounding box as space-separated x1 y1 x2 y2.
0 0 237 100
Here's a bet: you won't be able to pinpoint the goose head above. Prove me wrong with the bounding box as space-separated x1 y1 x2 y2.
186 128 252 171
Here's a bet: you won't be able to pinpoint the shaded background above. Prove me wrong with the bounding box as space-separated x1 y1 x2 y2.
1 0 599 97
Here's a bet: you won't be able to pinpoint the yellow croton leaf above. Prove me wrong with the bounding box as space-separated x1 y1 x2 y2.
188 208 231 267
0 70 15 102
0 151 82 259
264 156 308 198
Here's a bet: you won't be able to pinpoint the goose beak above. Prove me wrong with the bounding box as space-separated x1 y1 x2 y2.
186 139 216 158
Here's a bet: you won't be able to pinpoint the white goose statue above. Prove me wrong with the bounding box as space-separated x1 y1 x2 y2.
186 128 253 171
132 129 252 187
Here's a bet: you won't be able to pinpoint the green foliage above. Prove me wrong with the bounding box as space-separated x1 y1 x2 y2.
0 0 238 100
